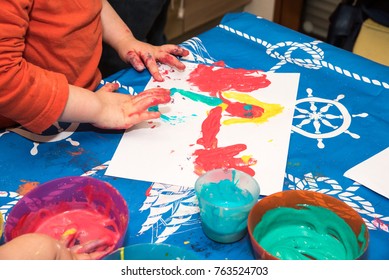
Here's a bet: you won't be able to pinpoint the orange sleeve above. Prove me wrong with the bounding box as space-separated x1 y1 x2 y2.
0 0 69 134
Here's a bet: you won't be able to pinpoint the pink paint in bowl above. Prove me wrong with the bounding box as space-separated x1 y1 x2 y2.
4 176 129 259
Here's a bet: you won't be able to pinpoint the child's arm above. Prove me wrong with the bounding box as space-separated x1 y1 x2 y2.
100 0 189 82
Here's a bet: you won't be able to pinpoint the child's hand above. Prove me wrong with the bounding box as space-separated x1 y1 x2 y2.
0 233 91 260
119 40 190 82
91 83 171 130
69 238 115 260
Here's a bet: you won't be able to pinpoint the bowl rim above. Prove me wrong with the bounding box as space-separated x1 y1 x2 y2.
194 168 260 209
4 176 129 244
247 189 370 260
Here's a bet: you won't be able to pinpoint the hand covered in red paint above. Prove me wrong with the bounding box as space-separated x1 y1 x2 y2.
60 83 171 130
118 40 190 82
100 0 189 82
91 83 171 130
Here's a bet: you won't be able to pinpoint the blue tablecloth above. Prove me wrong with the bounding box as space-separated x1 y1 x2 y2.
1 12 388 260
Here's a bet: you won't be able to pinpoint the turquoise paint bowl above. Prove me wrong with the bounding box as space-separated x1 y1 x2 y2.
103 243 200 260
247 190 369 260
195 168 260 243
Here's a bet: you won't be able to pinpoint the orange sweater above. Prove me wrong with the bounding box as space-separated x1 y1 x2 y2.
0 0 103 133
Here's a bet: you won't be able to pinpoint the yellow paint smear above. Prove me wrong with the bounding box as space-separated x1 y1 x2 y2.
119 247 125 260
220 91 284 125
241 155 253 163
62 228 77 237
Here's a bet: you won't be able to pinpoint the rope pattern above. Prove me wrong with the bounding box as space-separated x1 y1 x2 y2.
218 23 389 90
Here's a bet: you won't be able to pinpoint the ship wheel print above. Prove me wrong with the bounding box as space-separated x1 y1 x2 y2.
292 88 368 148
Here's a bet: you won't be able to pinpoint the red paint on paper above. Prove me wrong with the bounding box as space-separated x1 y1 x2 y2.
196 106 222 149
193 144 257 176
187 64 271 96
193 104 257 176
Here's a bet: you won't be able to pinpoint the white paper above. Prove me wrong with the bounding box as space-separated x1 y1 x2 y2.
344 147 389 199
106 62 300 196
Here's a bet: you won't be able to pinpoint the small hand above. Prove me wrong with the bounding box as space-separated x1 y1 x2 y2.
70 238 114 260
60 229 114 260
61 227 79 247
121 41 190 82
92 83 171 130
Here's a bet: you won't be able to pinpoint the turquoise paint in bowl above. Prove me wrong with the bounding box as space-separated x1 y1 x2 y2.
195 168 260 243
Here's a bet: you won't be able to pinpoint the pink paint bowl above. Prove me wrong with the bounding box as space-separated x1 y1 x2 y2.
4 176 129 259
247 190 369 260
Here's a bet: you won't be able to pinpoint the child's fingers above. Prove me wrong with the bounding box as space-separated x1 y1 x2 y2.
157 45 189 71
97 82 119 93
70 238 115 260
60 227 78 248
125 111 162 126
71 239 109 254
139 52 163 82
125 50 145 71
74 250 109 260
163 45 190 57
128 88 171 109
137 88 171 100
120 88 171 126
158 53 187 71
